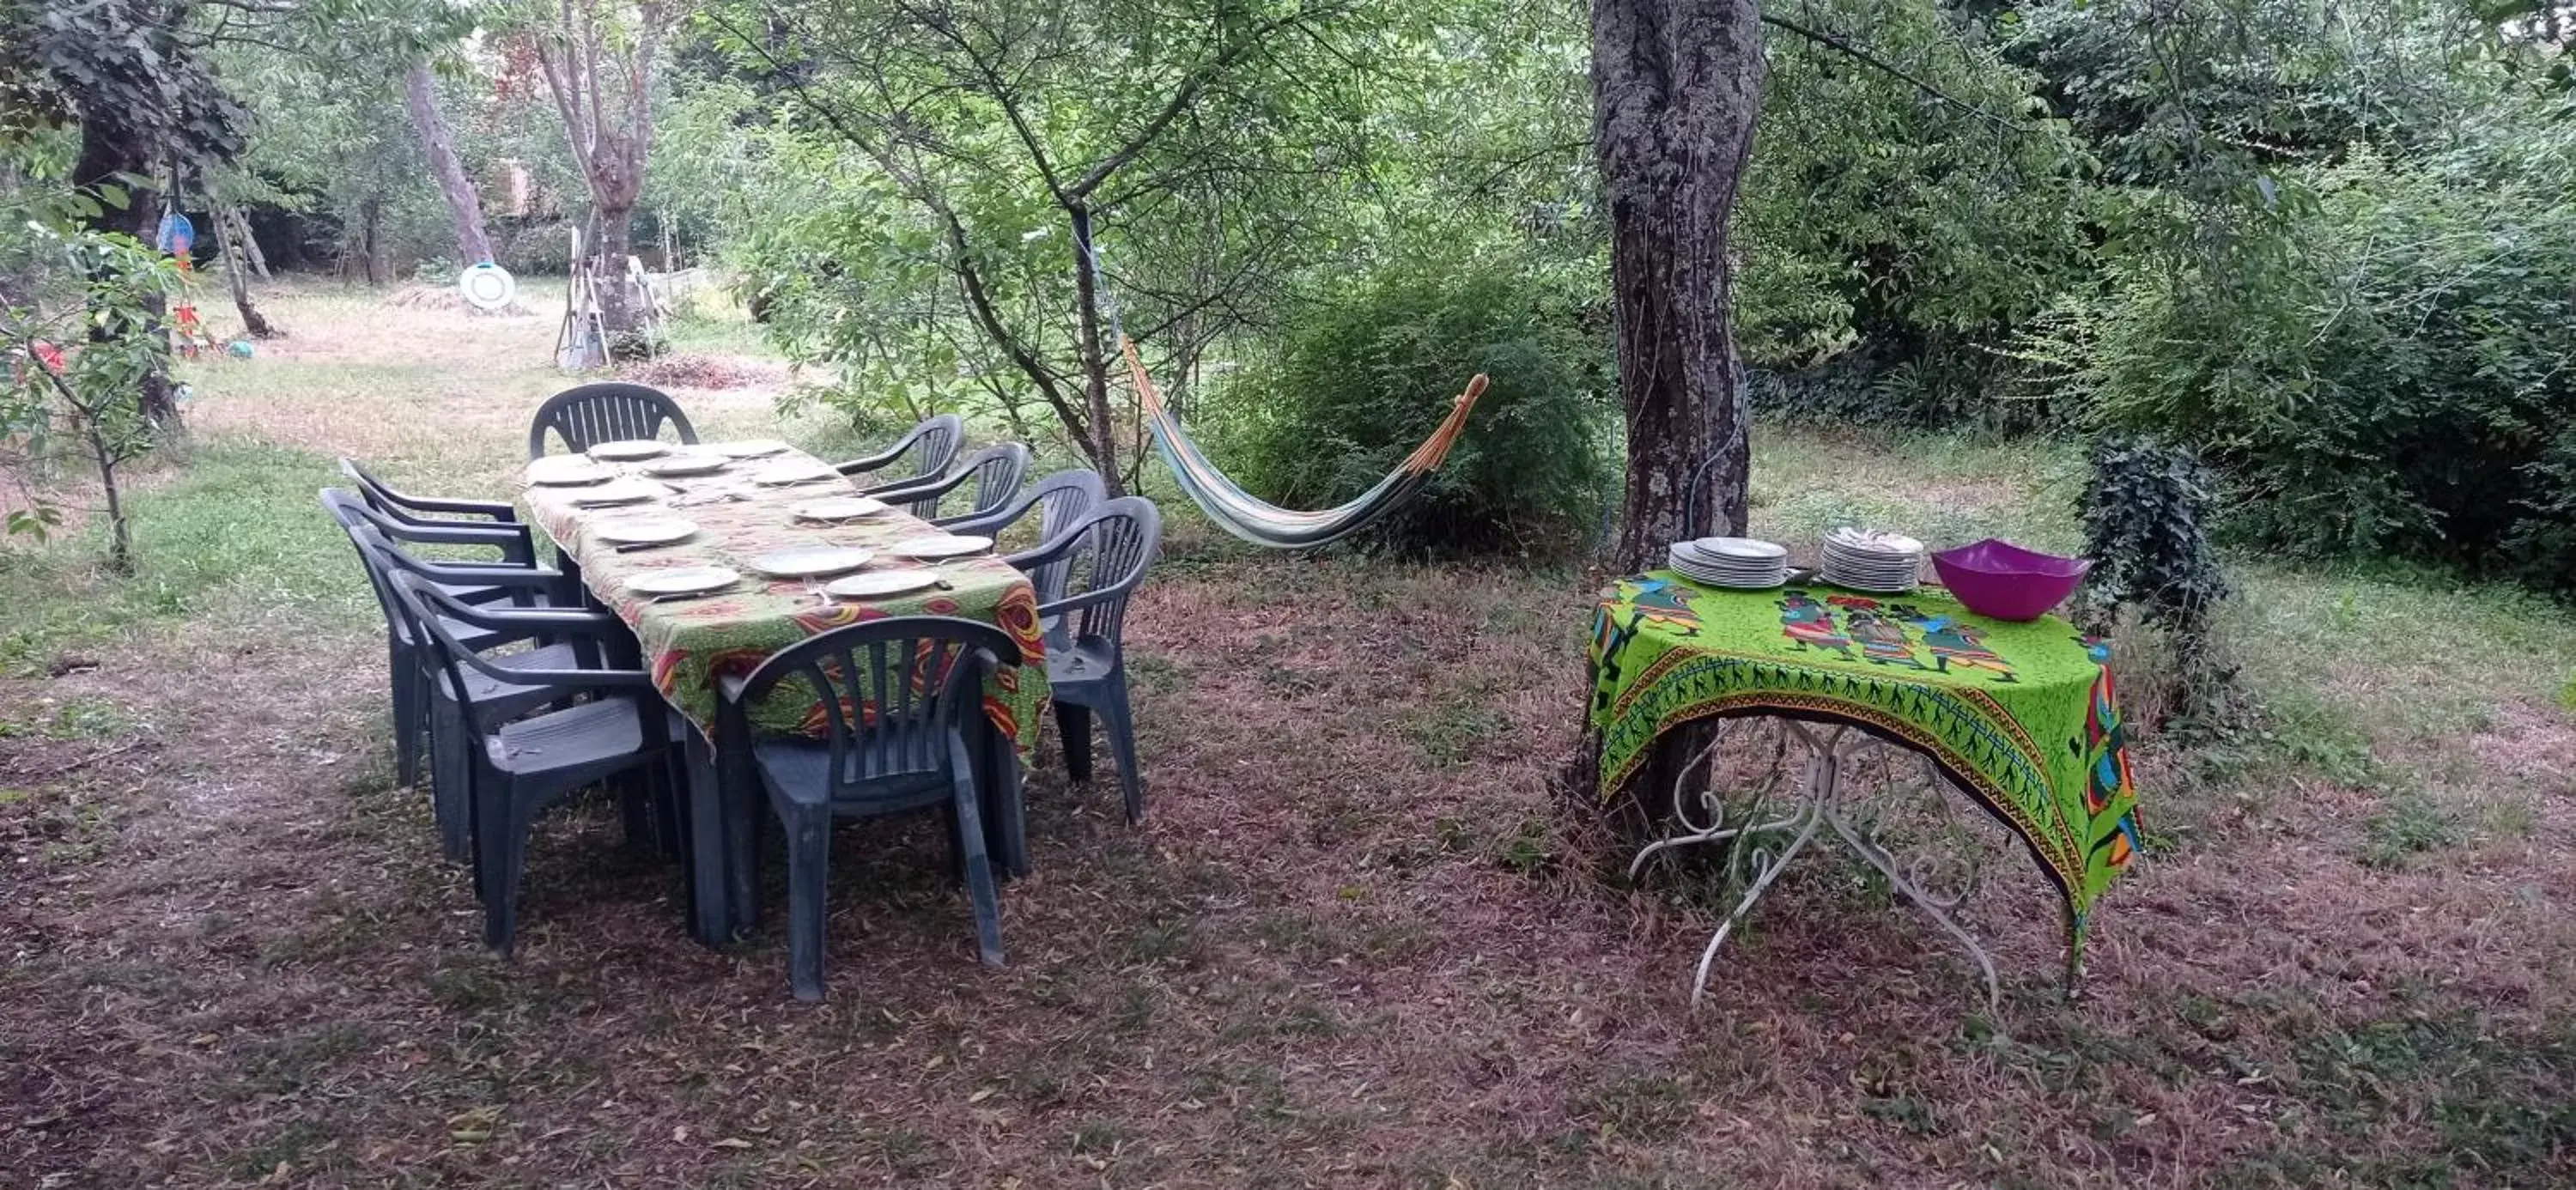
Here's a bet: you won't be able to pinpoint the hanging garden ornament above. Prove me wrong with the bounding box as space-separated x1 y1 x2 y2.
459 261 517 311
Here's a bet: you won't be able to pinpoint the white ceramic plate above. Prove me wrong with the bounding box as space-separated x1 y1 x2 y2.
592 515 696 546
751 461 842 486
527 456 614 486
1826 527 1925 556
824 569 943 599
589 439 671 462
568 478 664 507
713 439 791 458
641 453 729 477
748 545 876 578
1695 536 1788 561
624 566 739 597
793 495 891 521
887 534 993 561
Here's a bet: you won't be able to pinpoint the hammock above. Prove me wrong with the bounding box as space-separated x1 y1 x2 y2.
1121 338 1489 549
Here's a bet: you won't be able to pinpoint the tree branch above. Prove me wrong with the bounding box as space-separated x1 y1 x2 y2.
1065 2 1347 200
1759 13 2029 134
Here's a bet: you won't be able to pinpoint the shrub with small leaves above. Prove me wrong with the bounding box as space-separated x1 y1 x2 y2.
2076 434 2233 725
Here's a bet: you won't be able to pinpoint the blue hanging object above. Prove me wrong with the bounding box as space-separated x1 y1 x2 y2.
155 211 195 257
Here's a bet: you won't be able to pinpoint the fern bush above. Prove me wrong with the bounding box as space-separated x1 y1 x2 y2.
1207 261 1615 556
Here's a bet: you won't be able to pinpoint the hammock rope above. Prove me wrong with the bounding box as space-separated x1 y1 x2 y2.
1119 337 1489 548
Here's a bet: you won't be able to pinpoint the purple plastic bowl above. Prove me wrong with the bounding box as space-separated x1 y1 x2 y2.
1931 538 2093 622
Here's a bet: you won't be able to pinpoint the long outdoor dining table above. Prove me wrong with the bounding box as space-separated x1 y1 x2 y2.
520 444 1052 944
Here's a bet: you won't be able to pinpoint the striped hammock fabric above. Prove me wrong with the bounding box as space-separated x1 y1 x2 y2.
1121 339 1490 549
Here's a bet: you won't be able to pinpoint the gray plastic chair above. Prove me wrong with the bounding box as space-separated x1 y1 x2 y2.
1006 497 1161 823
836 413 964 489
392 572 686 955
873 442 1032 522
339 458 547 605
324 489 556 787
527 382 697 458
349 521 601 860
719 616 1023 1001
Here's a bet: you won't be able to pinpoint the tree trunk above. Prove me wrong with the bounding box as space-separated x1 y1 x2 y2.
71 121 180 431
592 205 641 334
360 197 386 285
1067 207 1128 497
402 62 495 266
1592 0 1764 574
228 207 271 279
211 209 280 338
1571 0 1765 823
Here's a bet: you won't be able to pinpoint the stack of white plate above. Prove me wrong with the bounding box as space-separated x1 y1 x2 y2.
1820 527 1923 592
1668 537 1789 588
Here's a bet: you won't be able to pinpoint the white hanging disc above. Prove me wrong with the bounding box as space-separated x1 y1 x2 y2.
459 262 517 311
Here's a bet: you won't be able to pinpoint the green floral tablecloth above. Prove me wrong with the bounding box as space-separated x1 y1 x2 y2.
1589 573 2142 954
523 448 1049 756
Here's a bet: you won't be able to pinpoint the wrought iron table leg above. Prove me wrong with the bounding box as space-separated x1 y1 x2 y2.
1641 718 2008 1011
1688 794 1828 1007
1822 802 2001 1013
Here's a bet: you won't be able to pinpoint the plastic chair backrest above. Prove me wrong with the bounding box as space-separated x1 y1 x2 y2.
1055 496 1161 652
527 382 698 458
321 488 413 645
894 414 966 483
1021 470 1106 600
733 616 1024 787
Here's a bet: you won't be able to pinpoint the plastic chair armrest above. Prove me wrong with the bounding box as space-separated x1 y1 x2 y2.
832 441 907 477
401 494 520 522
935 491 1037 535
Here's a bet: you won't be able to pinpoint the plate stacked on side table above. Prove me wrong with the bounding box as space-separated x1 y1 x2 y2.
1820 527 1924 593
1668 537 1790 589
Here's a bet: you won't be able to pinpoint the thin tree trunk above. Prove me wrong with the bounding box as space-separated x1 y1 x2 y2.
1067 207 1127 496
228 206 270 279
360 197 386 286
403 62 495 266
1570 0 1766 825
89 428 131 573
211 209 280 338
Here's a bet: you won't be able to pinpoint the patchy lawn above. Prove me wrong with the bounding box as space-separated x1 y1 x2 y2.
3 281 2572 1187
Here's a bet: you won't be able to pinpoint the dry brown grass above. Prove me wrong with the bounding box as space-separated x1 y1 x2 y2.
2 282 2571 1187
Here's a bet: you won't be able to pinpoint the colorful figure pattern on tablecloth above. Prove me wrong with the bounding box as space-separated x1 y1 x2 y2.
2076 634 2142 873
1892 603 2019 683
1589 573 2142 960
1777 589 1855 658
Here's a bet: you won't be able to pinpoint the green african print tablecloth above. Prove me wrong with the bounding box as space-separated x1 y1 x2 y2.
1588 572 2142 954
523 448 1049 757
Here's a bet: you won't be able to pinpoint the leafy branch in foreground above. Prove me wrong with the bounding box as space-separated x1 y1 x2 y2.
2 226 182 574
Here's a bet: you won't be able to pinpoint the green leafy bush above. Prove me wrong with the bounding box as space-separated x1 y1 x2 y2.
1208 262 1614 556
2026 126 2576 591
2076 436 2234 726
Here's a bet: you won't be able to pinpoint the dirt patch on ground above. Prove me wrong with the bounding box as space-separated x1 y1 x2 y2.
6 548 2573 1186
621 353 788 392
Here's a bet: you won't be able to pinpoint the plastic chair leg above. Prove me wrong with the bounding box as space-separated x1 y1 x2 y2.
1099 683 1145 824
949 766 1005 968
1056 701 1093 784
392 646 423 788
781 797 833 1002
428 696 471 864
477 782 527 956
616 774 655 853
